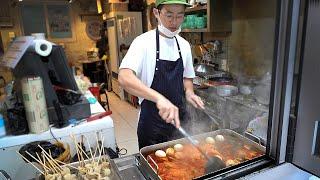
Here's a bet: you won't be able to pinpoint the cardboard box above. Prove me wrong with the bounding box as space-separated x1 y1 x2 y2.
110 3 128 11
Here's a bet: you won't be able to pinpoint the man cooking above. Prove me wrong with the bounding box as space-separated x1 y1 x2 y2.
118 0 204 149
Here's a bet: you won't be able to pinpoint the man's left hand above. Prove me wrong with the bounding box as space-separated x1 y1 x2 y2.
186 91 205 109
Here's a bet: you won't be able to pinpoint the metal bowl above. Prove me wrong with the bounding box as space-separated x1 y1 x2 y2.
194 64 217 77
216 85 238 97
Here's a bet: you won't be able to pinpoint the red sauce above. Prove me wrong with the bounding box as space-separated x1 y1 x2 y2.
145 138 264 180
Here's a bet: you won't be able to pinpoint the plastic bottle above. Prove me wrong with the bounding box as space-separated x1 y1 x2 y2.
0 114 6 137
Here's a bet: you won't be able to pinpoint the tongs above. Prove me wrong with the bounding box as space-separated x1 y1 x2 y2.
172 121 226 173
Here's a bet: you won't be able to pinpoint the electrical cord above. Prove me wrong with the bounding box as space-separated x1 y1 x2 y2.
115 143 128 157
49 125 59 142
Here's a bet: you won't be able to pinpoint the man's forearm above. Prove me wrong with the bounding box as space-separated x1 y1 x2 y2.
118 69 163 103
184 78 194 95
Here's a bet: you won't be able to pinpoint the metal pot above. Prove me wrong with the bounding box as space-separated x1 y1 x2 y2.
216 85 238 97
194 63 217 77
239 84 253 95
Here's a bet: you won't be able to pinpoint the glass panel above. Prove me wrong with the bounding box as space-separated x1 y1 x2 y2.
144 0 279 178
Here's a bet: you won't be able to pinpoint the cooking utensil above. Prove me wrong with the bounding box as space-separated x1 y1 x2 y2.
216 85 238 97
172 121 204 156
173 121 223 173
194 63 217 77
205 70 233 82
139 129 265 180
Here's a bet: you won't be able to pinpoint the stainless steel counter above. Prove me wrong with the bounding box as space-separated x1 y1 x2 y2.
111 154 151 180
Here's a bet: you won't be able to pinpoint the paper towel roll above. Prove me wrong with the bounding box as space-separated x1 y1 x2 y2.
21 76 49 134
28 39 53 56
31 33 45 40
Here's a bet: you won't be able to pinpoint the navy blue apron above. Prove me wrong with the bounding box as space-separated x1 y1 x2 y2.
137 28 187 149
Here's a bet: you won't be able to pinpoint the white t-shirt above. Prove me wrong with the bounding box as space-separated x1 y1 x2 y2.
119 29 195 104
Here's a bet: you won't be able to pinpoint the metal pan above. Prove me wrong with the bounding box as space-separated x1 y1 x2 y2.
35 155 121 180
139 129 265 180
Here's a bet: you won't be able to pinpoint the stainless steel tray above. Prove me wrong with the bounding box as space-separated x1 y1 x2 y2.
139 129 266 180
36 155 121 180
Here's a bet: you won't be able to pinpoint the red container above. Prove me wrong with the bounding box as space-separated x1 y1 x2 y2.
89 87 100 101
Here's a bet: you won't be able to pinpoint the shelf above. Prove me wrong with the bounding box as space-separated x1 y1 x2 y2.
181 28 208 32
79 13 102 21
185 4 207 13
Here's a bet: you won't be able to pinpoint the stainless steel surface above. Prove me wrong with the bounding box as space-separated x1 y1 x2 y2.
112 155 146 180
0 170 11 180
36 155 120 180
216 85 238 97
139 129 266 180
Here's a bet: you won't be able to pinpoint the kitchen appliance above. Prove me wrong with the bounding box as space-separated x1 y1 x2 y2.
13 45 91 124
106 12 143 99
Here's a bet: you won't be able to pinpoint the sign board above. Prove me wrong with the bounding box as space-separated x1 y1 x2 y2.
0 36 33 69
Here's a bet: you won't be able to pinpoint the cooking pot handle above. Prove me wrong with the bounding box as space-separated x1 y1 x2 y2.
244 132 262 146
147 155 159 174
0 170 11 180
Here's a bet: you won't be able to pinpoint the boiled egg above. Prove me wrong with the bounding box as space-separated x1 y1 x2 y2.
205 136 215 144
166 147 175 156
155 150 166 158
174 143 184 152
174 151 184 159
215 135 225 142
226 159 239 167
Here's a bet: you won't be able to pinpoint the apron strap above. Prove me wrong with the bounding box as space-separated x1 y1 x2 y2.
156 28 182 60
156 28 160 60
174 36 182 59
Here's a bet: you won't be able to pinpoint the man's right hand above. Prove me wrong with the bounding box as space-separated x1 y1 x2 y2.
156 96 180 128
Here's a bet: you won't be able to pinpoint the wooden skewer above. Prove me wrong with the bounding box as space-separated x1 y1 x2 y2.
39 146 60 171
70 134 82 167
42 152 59 174
92 134 99 164
99 133 107 162
41 152 52 175
25 151 50 173
97 137 105 164
37 145 62 172
25 151 47 174
84 136 95 163
92 145 98 163
79 140 85 167
35 152 50 174
16 151 45 175
41 151 55 173
54 159 80 171
75 143 91 160
49 150 64 171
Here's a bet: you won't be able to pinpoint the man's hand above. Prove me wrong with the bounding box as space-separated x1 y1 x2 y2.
186 91 205 109
156 96 180 128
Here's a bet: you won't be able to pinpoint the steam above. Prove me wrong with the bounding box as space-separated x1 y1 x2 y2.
181 99 218 136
